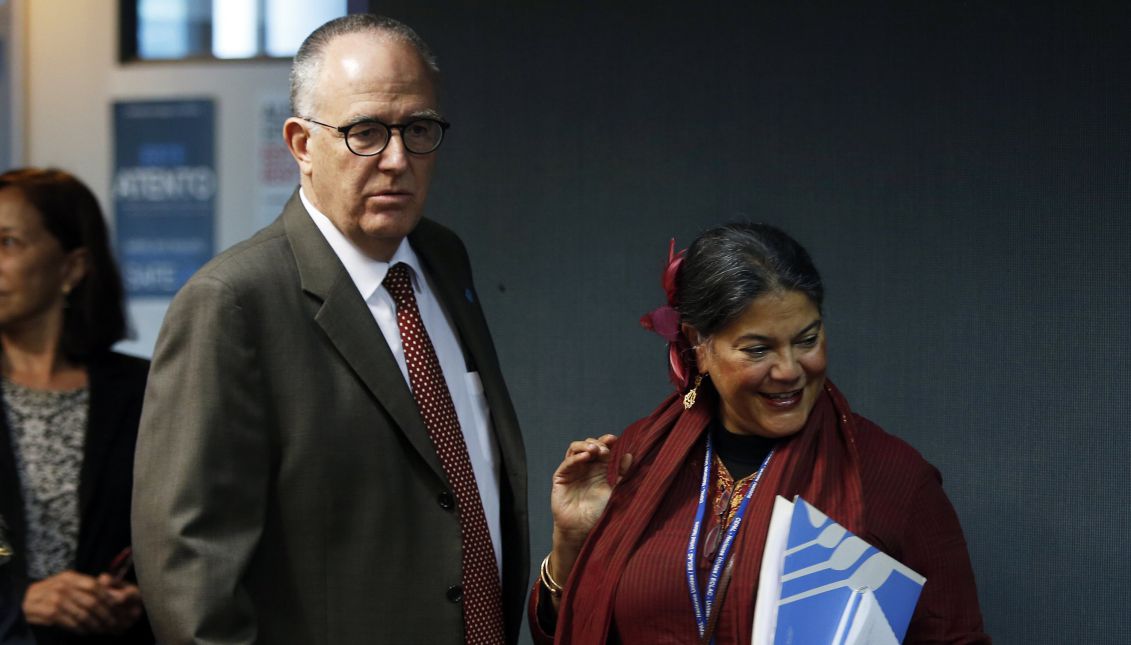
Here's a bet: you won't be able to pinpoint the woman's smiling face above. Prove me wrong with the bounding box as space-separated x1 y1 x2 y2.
692 290 827 438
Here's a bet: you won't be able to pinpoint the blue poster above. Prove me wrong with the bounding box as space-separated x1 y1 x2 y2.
113 99 215 297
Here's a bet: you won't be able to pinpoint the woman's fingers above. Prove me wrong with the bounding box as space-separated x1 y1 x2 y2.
60 596 108 633
563 441 600 460
63 578 117 632
548 434 629 551
22 570 122 634
564 434 618 457
96 575 144 631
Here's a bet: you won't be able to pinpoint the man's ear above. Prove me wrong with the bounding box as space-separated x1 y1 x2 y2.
283 118 315 177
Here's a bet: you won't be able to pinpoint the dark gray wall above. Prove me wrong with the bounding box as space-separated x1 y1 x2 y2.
371 2 1130 643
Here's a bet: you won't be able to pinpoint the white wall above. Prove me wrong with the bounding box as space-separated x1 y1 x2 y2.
22 0 293 357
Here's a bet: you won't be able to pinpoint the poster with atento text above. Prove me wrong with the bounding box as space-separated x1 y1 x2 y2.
113 98 216 297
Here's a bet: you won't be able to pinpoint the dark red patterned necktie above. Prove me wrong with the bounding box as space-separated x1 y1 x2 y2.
383 262 505 644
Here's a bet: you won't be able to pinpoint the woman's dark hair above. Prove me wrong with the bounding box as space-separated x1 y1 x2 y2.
0 168 127 361
677 222 823 338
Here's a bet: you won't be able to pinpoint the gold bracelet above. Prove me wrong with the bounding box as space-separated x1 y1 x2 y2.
540 553 563 599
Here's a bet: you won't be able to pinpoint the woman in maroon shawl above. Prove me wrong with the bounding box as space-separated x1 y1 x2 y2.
530 223 990 644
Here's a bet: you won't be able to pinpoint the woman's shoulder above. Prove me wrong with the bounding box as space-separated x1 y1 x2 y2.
619 394 685 447
607 393 685 482
849 414 954 544
852 414 938 476
850 413 944 511
87 351 151 389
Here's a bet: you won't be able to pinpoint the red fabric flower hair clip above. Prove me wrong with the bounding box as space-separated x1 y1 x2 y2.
639 238 694 391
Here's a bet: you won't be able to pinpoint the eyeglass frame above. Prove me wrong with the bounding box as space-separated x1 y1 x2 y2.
300 116 451 156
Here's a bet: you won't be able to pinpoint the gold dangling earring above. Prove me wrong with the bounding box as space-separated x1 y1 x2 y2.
683 374 703 410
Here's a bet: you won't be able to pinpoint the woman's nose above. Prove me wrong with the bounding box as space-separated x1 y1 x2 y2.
770 351 802 382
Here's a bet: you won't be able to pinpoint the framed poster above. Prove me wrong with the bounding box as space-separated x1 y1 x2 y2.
255 93 298 228
113 98 215 297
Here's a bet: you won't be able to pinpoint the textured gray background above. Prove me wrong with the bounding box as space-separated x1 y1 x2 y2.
371 2 1129 642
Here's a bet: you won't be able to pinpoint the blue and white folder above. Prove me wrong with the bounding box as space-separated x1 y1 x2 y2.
751 496 925 645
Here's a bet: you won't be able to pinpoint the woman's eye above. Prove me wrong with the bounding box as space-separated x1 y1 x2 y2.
797 335 819 347
742 346 769 358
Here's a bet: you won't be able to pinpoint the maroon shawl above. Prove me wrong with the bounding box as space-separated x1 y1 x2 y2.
554 379 865 643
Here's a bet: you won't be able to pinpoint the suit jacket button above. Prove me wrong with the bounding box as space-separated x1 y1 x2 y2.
446 584 463 603
437 491 455 510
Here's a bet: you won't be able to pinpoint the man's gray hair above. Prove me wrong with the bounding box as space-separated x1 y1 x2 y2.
290 14 440 118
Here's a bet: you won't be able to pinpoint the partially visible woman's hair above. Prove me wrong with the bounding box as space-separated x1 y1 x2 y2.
0 168 127 361
677 222 823 338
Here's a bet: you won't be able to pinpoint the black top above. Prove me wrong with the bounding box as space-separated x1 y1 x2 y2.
710 418 776 481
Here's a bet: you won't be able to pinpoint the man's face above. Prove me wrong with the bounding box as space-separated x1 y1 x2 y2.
297 34 439 260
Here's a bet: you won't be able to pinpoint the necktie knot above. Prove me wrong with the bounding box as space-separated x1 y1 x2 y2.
383 262 414 306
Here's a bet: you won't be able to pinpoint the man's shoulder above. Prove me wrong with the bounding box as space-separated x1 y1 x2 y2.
411 217 467 253
157 217 306 327
189 218 295 291
410 217 473 276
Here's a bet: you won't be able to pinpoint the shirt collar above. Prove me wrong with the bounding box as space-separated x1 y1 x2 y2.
300 187 425 300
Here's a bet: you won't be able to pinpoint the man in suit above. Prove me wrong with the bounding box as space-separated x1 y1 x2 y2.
132 14 528 645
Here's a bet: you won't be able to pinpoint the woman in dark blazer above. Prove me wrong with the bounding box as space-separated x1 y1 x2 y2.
0 168 152 644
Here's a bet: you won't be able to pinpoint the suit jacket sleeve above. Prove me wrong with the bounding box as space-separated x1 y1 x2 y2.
132 274 269 645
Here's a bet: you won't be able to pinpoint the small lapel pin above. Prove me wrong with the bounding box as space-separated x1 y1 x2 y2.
464 287 475 303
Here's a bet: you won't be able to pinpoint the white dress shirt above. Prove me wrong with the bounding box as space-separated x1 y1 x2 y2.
301 189 503 574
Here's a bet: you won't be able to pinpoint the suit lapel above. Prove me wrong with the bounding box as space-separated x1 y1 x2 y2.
283 192 447 483
78 358 120 520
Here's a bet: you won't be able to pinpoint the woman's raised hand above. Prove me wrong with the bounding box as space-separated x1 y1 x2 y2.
547 434 632 603
551 435 630 545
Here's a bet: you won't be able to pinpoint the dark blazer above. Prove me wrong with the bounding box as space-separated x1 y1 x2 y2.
0 575 34 645
1 518 34 645
0 351 153 645
132 192 529 645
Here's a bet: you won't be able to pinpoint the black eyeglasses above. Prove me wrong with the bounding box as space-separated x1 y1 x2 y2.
301 116 450 156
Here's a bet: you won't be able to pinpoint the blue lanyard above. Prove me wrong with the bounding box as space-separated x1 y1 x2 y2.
686 433 775 641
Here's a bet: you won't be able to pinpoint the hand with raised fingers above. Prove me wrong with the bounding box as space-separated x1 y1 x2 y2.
545 433 633 608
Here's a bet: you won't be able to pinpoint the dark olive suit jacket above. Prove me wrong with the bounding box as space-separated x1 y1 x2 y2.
132 192 528 644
